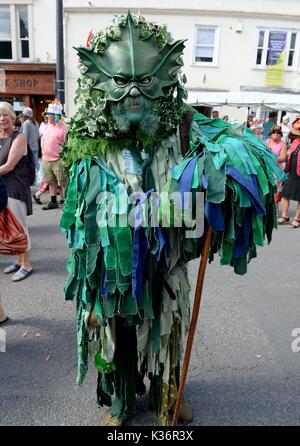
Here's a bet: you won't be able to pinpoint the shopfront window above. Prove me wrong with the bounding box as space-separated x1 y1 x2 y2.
0 6 12 60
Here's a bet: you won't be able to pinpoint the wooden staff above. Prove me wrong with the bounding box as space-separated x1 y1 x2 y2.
172 225 213 426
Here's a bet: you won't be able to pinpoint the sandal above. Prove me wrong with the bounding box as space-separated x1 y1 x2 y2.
277 216 290 225
11 267 33 282
33 193 42 205
3 263 21 274
288 219 300 229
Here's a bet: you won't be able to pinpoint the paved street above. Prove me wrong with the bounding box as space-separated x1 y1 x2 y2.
0 197 299 426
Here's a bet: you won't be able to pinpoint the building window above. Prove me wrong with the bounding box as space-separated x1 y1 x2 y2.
0 6 12 60
255 29 299 70
288 32 297 67
0 5 31 61
18 6 30 59
193 26 219 65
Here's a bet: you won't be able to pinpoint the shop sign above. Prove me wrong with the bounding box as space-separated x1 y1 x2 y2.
0 70 55 95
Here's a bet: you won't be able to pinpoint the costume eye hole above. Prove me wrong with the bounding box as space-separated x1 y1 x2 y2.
114 77 129 87
138 76 152 86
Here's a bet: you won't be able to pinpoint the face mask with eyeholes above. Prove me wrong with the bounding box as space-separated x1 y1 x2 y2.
75 12 186 102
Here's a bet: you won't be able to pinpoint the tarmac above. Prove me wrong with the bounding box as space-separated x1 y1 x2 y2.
0 198 299 426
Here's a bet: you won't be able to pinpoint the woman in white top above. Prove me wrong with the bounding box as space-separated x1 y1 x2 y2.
281 116 291 143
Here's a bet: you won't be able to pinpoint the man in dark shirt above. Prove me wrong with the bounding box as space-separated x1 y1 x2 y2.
263 111 278 140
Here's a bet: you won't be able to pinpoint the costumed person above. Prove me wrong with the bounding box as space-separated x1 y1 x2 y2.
60 13 285 426
41 100 68 210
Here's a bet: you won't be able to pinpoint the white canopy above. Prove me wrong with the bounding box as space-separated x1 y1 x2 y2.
187 90 300 113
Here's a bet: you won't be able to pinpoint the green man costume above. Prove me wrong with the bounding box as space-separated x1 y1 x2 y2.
60 13 285 425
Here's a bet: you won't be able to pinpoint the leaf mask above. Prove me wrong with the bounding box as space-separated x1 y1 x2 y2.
75 12 186 102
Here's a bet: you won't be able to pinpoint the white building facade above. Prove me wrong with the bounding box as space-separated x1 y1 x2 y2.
61 0 300 120
0 0 57 121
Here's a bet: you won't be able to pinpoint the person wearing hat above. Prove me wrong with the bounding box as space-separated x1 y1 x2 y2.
39 109 48 140
250 121 264 139
266 125 287 171
21 107 40 170
278 119 300 228
266 125 287 210
40 100 68 210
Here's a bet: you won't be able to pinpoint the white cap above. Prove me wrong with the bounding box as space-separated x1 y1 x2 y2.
46 100 63 115
22 107 33 118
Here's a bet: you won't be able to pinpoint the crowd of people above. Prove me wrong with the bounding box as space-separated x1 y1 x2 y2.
252 112 300 229
211 109 300 228
0 100 68 302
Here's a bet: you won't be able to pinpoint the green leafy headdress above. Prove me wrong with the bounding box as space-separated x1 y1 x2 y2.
76 12 186 102
62 13 188 165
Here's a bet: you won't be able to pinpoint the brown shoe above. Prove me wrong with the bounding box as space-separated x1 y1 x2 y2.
99 411 124 426
170 401 194 423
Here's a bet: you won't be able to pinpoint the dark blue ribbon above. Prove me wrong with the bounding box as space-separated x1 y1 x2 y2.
131 192 153 305
226 166 265 216
177 153 203 209
204 202 225 231
155 227 171 262
233 209 252 257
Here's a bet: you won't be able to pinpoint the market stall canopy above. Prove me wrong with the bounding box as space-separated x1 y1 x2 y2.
187 90 300 112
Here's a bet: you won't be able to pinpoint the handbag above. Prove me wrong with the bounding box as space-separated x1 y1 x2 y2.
274 182 283 203
274 191 282 203
0 207 28 255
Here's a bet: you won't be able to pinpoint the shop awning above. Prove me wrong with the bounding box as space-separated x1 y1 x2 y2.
187 90 300 112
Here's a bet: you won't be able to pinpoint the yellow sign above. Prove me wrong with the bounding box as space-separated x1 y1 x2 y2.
266 52 285 87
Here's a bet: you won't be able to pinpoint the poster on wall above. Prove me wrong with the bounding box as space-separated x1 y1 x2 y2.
13 102 25 112
265 31 287 87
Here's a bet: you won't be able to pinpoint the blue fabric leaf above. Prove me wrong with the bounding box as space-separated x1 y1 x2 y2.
204 202 225 231
226 166 265 216
233 210 252 257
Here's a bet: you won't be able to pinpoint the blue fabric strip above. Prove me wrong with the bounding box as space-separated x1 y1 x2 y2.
204 202 225 231
177 153 203 209
202 173 208 190
226 166 265 216
155 226 165 262
132 226 148 304
233 209 252 257
101 266 109 298
131 194 151 304
155 227 171 262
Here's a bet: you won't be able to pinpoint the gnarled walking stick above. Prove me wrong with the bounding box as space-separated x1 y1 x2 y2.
172 225 213 426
